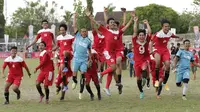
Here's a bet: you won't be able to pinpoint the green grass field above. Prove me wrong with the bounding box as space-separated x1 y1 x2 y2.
0 59 200 112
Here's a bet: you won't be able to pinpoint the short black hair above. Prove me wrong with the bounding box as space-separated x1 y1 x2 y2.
137 29 146 36
115 21 120 27
11 46 17 50
183 39 190 44
193 49 196 53
161 19 170 26
42 20 48 24
177 43 180 46
40 41 46 47
107 18 115 24
59 23 68 31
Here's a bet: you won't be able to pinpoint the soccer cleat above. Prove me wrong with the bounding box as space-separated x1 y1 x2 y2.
118 84 123 94
156 95 161 99
45 99 49 104
17 91 21 100
62 67 68 73
140 92 144 99
146 85 150 90
90 94 94 101
72 82 77 90
142 78 147 87
60 96 64 101
182 96 187 100
154 80 159 87
56 86 61 95
103 88 111 96
164 83 170 91
39 95 44 103
79 93 83 100
97 93 101 100
62 85 68 92
3 101 9 105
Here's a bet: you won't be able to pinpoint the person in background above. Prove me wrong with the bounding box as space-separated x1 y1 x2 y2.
175 43 180 54
126 48 135 77
191 49 199 80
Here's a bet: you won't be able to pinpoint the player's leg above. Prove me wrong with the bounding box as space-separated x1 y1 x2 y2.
93 76 101 100
85 74 94 101
154 52 161 87
44 71 54 103
4 82 12 104
146 73 150 89
116 55 122 84
182 70 190 100
36 72 45 103
157 77 163 99
141 61 148 87
60 75 69 101
162 50 171 85
72 59 81 89
44 85 49 104
135 64 144 99
79 61 87 99
130 63 133 77
12 77 22 100
55 70 62 95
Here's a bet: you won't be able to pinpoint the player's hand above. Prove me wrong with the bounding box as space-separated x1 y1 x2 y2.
85 9 91 17
121 8 126 12
104 7 108 13
133 16 138 22
143 19 149 24
34 69 37 74
2 74 5 78
172 68 176 73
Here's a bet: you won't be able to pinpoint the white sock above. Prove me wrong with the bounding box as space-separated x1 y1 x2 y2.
183 83 188 96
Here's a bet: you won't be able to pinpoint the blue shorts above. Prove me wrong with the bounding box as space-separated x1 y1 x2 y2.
73 59 88 73
176 69 190 83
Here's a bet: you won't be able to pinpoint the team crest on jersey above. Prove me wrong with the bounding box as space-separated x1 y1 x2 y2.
12 64 15 68
64 42 67 46
44 34 47 37
110 59 114 62
163 40 167 43
114 36 117 40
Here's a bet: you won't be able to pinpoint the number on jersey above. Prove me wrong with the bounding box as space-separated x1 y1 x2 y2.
139 46 145 54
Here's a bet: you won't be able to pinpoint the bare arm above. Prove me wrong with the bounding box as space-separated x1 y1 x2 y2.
26 38 38 50
73 13 78 34
121 17 133 32
121 8 126 26
86 10 100 28
149 41 154 54
173 56 179 69
192 62 200 67
51 46 59 52
143 20 152 35
103 7 108 24
133 16 138 37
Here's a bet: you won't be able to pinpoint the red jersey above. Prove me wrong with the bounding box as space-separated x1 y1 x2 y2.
36 50 54 72
191 54 199 66
132 35 151 63
2 56 28 76
152 30 175 50
56 34 74 56
116 26 125 51
36 28 54 50
98 25 123 52
92 30 105 52
87 52 98 74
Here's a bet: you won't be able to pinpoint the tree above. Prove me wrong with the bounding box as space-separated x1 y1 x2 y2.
9 0 61 38
63 11 73 24
0 0 5 38
134 4 179 33
178 12 194 33
86 0 93 15
73 0 91 30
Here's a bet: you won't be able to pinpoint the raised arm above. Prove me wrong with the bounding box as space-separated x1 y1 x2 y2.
26 38 38 50
121 8 127 26
121 11 135 32
143 19 151 35
104 7 108 24
86 9 100 28
133 16 138 37
73 13 78 34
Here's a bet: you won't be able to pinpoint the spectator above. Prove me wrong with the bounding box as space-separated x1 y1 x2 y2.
126 49 135 77
175 43 180 54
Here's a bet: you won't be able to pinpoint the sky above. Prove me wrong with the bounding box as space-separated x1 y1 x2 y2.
4 0 194 24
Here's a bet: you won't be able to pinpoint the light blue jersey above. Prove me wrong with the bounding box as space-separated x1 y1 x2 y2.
73 32 91 62
176 49 194 83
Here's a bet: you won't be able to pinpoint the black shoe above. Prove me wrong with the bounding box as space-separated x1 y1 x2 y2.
56 86 61 95
17 91 21 100
3 101 9 105
90 94 94 101
60 96 64 101
97 93 101 100
118 85 123 94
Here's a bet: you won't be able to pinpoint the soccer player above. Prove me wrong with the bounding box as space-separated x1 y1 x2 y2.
52 23 74 93
132 16 152 99
72 13 92 99
173 39 200 100
86 9 134 96
34 41 54 104
2 46 31 104
26 20 55 51
191 49 199 80
85 49 101 101
150 19 182 87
